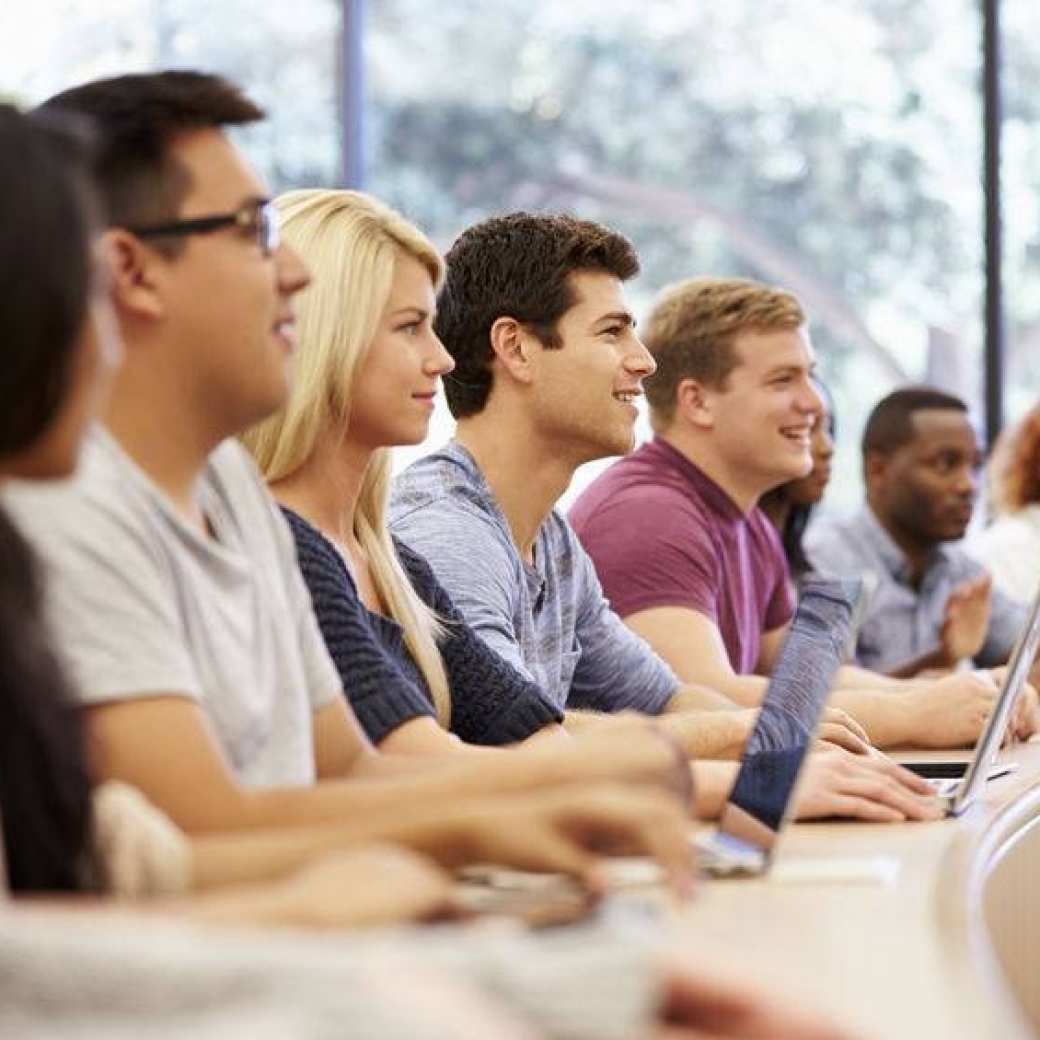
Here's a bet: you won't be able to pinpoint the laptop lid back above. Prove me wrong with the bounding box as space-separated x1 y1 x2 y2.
717 576 861 858
954 578 1040 812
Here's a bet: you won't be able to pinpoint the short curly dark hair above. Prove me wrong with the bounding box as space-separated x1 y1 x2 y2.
436 212 640 418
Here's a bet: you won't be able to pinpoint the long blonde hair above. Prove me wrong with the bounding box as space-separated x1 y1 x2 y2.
243 189 450 725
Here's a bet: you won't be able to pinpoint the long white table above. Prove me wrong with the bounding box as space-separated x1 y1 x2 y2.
677 739 1040 1038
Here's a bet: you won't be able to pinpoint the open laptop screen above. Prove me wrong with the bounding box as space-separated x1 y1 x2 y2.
724 577 860 840
957 576 1040 806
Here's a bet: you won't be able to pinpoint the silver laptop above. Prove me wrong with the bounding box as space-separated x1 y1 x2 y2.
901 579 1040 816
695 576 861 877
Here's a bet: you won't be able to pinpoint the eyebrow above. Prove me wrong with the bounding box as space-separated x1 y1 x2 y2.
389 306 431 320
591 311 636 331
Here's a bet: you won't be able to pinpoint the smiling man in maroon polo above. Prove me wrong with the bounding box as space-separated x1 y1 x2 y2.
570 277 1033 749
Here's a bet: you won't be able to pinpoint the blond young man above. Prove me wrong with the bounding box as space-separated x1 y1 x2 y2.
570 277 1039 748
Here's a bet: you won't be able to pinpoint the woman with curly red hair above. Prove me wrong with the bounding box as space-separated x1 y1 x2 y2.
972 404 1040 604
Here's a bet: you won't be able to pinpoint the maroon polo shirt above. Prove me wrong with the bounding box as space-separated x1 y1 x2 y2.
569 437 795 674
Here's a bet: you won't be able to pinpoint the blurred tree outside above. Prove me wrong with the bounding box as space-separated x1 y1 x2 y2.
5 1 1040 509
366 0 987 509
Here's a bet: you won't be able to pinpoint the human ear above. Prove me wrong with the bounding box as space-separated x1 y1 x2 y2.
487 316 535 387
864 450 889 488
675 377 715 430
98 229 166 323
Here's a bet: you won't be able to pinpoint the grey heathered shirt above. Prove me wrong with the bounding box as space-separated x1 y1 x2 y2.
389 442 678 715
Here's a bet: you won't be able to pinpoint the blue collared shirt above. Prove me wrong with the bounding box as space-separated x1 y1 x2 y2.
805 505 1025 672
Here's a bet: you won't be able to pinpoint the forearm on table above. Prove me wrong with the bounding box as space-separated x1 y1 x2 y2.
666 682 742 712
691 760 739 820
828 687 916 748
836 663 918 690
654 709 749 760
188 808 480 890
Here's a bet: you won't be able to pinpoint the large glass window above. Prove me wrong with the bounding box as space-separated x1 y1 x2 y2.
368 0 983 510
1003 0 1040 427
0 1 342 192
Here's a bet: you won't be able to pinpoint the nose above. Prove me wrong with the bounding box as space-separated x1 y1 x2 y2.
275 241 311 296
801 378 825 416
954 464 978 498
625 333 657 377
816 423 835 460
423 330 456 377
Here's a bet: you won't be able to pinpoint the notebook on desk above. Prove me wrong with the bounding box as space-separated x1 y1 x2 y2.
694 575 862 878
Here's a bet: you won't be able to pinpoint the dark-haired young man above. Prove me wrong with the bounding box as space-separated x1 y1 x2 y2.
806 387 1026 675
390 215 943 822
569 277 1036 749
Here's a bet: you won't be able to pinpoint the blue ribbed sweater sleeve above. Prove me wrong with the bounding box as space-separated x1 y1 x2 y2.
394 540 564 743
283 508 562 745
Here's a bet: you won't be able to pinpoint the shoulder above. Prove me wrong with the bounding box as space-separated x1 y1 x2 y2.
572 467 705 536
804 511 863 563
280 506 344 576
748 505 787 558
3 432 163 558
391 448 499 527
391 537 441 602
207 439 278 516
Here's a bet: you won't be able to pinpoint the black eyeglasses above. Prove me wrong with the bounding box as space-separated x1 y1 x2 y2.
127 198 279 256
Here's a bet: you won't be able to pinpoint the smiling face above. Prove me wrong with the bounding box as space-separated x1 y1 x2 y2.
699 326 822 496
156 128 310 436
528 270 655 464
348 251 454 450
869 408 981 545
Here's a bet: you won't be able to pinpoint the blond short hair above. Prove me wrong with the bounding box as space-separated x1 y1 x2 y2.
242 189 451 726
643 277 805 429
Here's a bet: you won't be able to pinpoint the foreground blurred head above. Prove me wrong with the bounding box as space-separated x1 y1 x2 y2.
0 104 120 478
0 104 111 892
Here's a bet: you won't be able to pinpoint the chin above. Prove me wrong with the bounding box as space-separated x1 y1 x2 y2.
605 429 636 458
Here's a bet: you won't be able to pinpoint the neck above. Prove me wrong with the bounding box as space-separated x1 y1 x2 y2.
270 427 373 550
102 367 226 525
658 426 768 515
455 409 576 561
866 499 932 586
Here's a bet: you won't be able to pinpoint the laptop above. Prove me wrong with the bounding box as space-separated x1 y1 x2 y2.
900 578 1040 816
695 575 861 878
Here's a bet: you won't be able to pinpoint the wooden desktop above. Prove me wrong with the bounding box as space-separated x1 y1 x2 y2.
679 739 1040 1039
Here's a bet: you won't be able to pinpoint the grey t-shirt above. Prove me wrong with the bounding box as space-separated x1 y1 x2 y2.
389 442 677 715
2 428 341 788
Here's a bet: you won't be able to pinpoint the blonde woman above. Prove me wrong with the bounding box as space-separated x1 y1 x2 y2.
245 189 579 754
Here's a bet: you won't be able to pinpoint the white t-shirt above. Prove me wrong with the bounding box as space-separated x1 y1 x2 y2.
3 428 341 787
